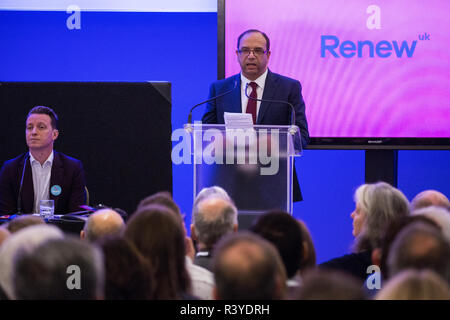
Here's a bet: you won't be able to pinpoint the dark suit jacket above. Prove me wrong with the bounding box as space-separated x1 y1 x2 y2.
202 70 310 201
0 151 86 214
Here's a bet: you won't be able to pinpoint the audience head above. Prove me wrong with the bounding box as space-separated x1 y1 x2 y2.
191 194 238 251
297 220 316 271
351 182 410 252
290 269 367 300
411 190 449 211
193 186 233 208
7 215 45 234
376 269 450 300
377 215 441 280
250 211 304 279
0 224 64 299
81 208 125 242
412 205 450 243
13 237 104 300
0 228 10 247
96 236 154 300
137 191 181 215
124 204 191 299
213 232 286 300
387 221 450 282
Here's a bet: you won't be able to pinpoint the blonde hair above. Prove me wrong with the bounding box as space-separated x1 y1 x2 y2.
354 182 410 252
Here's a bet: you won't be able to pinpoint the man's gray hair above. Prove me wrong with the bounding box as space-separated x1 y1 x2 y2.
192 187 237 249
0 224 64 299
13 237 104 300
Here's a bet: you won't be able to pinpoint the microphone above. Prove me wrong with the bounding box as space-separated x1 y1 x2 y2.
245 83 297 130
17 152 29 215
187 79 238 125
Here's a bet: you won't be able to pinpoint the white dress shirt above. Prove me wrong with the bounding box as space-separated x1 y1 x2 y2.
240 69 268 119
185 256 215 300
29 151 54 213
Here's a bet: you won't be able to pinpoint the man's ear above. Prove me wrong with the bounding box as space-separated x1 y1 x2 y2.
233 223 238 233
371 248 382 266
52 129 59 141
213 286 220 300
80 230 85 240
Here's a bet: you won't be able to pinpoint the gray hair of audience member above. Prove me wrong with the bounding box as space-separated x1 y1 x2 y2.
13 237 104 300
411 190 450 211
81 208 125 242
6 215 45 234
376 269 450 300
193 186 233 209
0 224 64 299
289 269 367 300
192 195 238 250
354 182 410 252
412 206 450 243
212 231 287 300
387 221 450 282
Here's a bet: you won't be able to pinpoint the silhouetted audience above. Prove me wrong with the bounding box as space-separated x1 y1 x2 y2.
13 237 104 299
376 269 450 300
96 236 154 300
0 224 64 299
136 192 215 299
290 269 367 300
124 204 194 299
213 232 287 300
387 221 450 282
297 220 316 273
250 211 304 292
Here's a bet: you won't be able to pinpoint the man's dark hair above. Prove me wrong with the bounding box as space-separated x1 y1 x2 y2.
27 106 59 129
237 29 270 51
250 211 304 278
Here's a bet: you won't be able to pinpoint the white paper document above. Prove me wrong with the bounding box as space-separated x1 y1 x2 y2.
224 112 253 129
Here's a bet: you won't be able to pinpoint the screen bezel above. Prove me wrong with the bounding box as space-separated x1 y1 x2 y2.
217 0 450 150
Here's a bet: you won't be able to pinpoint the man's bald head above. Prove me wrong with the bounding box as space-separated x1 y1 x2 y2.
81 209 125 242
411 190 449 211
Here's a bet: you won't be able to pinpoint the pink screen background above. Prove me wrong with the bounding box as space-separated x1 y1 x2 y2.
225 0 450 138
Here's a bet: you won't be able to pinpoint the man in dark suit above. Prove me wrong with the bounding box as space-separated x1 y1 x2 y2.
202 29 309 201
0 106 86 215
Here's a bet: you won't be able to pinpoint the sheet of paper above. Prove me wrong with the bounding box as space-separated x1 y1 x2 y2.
224 112 253 129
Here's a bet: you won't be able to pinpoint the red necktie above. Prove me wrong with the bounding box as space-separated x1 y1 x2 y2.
246 82 258 124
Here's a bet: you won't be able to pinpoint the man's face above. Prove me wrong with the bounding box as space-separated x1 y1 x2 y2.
25 113 58 151
236 32 271 80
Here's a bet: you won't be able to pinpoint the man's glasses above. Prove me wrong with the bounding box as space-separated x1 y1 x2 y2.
237 48 268 57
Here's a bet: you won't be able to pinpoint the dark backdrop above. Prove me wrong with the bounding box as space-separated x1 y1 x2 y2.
0 82 172 215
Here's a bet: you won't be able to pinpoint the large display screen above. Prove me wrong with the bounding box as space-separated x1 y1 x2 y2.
222 0 450 147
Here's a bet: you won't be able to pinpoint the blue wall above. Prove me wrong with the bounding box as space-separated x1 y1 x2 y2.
1 10 448 263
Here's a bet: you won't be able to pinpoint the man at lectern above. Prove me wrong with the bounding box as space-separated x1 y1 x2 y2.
0 106 86 214
202 29 309 201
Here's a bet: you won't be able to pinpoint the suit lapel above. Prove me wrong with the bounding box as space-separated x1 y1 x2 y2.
21 154 34 213
229 75 242 114
257 70 278 124
50 151 63 210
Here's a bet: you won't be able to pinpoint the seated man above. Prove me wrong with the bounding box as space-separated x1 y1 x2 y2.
0 106 86 214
